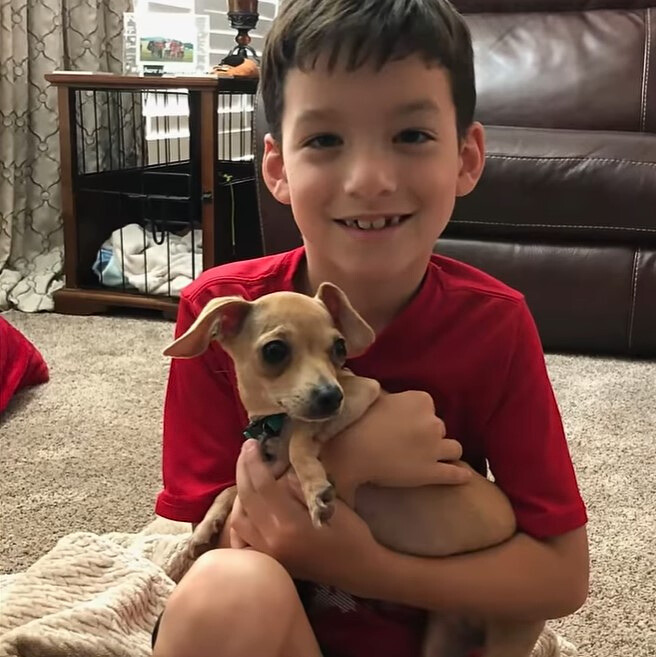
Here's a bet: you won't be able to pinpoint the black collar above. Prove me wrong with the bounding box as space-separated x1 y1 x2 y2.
243 413 287 442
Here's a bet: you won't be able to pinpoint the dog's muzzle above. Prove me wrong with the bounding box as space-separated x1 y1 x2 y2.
307 384 343 419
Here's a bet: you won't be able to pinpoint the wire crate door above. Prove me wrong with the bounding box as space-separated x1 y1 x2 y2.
71 84 218 300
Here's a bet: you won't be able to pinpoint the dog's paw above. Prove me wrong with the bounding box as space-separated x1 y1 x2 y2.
187 521 222 560
187 535 214 560
309 482 336 528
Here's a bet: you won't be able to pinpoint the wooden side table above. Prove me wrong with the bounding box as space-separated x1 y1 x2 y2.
46 72 260 318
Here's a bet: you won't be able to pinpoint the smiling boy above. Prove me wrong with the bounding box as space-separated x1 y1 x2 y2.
152 1 589 656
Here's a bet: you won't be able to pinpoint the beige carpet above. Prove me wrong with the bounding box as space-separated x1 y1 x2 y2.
1 309 655 656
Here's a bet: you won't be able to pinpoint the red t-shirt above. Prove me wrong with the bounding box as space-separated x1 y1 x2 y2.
156 247 587 657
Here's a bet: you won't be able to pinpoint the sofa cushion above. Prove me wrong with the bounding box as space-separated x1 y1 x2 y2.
436 237 656 357
449 126 656 244
466 7 655 133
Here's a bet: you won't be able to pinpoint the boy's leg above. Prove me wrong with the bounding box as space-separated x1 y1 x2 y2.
152 548 322 657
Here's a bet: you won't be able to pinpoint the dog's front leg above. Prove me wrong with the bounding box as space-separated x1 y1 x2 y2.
188 485 238 559
315 373 380 506
289 423 335 528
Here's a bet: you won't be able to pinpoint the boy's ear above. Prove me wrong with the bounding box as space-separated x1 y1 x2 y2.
262 133 291 205
456 121 486 198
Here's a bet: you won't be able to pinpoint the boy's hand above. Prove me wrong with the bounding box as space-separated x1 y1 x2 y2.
321 390 471 496
231 440 383 591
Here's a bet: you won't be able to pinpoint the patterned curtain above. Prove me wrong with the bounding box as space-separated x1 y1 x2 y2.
0 0 132 311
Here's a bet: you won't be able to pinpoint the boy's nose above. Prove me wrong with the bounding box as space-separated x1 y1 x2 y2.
343 152 398 199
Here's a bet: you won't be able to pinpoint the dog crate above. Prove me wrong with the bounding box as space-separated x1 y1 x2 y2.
46 73 263 318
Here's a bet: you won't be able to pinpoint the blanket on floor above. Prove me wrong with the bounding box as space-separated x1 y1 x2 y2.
0 520 577 657
0 520 194 657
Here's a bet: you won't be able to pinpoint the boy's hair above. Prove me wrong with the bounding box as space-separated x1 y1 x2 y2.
261 0 476 142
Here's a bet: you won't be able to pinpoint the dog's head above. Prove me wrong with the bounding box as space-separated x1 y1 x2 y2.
163 283 375 420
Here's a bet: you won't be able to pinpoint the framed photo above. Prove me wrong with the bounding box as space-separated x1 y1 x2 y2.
138 14 197 68
123 12 210 76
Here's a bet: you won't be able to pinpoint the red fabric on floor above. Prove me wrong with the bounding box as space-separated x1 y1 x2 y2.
0 316 49 413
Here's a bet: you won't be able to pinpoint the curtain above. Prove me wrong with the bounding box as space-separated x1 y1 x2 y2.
0 0 132 311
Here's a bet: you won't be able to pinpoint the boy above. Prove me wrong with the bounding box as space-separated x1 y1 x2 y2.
152 1 589 655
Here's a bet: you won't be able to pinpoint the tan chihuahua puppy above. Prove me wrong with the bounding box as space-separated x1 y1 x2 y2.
164 282 544 657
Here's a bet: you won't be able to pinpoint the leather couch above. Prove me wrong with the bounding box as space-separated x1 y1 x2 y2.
253 0 656 358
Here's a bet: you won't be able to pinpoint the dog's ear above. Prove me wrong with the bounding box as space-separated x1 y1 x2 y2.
315 282 375 358
163 296 252 358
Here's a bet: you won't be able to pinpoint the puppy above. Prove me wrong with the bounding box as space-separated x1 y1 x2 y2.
164 282 544 657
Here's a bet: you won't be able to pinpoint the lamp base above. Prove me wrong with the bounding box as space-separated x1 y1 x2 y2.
225 44 258 61
223 10 260 63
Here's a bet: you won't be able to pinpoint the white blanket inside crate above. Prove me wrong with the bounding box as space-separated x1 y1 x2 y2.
93 223 203 296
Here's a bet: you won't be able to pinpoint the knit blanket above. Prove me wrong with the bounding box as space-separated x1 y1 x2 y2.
0 519 577 657
0 519 194 657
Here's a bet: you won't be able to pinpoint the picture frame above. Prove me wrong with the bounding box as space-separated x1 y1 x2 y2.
123 12 210 76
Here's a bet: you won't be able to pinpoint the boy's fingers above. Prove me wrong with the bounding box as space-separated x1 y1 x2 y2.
432 462 472 484
400 461 471 486
229 527 249 549
231 494 265 548
237 440 305 526
235 441 275 527
285 472 306 504
438 438 463 462
237 440 275 497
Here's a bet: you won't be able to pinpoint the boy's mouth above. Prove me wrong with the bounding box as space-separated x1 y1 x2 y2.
335 214 412 231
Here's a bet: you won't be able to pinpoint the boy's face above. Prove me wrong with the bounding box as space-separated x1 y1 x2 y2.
263 54 485 282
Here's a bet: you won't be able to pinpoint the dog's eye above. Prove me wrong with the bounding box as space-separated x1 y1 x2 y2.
261 340 290 365
332 338 347 362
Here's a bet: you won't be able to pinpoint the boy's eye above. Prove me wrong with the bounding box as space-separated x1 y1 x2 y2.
304 134 343 149
395 129 434 145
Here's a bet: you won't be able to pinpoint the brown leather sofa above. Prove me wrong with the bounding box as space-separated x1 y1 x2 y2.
253 0 656 358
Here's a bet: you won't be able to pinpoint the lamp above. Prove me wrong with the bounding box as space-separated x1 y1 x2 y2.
225 0 259 62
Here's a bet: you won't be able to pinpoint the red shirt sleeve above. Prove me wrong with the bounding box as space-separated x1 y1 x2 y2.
155 294 247 522
483 302 587 539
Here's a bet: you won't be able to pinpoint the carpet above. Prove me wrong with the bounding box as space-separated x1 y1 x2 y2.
1 309 655 656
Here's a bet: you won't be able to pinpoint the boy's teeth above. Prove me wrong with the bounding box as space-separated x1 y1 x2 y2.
347 216 402 230
356 219 375 230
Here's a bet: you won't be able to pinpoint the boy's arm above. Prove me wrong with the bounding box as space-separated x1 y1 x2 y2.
357 301 589 619
349 525 589 621
231 442 588 622
156 293 246 524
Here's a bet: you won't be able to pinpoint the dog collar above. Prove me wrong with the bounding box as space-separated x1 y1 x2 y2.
243 413 287 442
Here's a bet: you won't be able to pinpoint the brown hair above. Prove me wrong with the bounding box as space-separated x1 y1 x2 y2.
261 0 476 141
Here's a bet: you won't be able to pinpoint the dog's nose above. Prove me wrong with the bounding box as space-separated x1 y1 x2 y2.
309 384 344 418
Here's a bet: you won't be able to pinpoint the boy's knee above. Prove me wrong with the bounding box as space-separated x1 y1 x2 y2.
195 548 291 585
155 550 307 656
170 548 297 613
